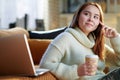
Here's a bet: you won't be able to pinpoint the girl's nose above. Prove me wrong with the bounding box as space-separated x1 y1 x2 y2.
89 16 93 21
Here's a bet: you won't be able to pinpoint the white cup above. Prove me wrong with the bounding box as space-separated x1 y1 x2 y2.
85 55 98 75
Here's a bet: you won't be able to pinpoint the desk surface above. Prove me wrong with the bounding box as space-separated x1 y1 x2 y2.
0 72 57 80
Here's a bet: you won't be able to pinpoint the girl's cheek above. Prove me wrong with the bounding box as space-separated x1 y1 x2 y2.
95 21 100 26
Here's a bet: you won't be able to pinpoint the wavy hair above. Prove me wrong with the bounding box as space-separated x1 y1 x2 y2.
69 2 105 60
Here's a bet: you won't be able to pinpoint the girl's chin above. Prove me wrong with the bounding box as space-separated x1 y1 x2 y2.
85 29 94 33
86 25 94 28
86 26 96 31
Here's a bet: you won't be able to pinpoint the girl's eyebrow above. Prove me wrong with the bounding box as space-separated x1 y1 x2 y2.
83 10 100 16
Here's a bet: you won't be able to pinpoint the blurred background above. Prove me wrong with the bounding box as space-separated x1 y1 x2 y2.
0 0 120 33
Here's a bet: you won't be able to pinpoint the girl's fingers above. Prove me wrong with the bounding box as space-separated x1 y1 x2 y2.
99 21 104 26
85 63 97 76
99 22 119 38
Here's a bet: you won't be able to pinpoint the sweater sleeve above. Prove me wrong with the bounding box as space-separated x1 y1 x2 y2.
39 32 79 80
105 35 120 68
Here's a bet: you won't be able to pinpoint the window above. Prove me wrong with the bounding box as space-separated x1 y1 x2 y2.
68 0 85 13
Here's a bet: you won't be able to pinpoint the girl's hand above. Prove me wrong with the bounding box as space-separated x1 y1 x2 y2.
100 22 119 38
77 62 97 76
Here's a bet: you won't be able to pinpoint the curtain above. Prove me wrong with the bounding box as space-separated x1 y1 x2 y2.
0 0 44 30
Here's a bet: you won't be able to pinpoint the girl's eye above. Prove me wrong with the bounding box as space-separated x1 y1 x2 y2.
84 12 89 16
94 16 99 19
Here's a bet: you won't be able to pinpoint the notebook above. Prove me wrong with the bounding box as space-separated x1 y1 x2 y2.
0 34 49 76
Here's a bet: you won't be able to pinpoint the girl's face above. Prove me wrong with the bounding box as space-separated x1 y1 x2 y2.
78 5 100 35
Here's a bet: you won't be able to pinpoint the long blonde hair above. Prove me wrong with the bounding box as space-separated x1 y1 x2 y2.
69 2 105 60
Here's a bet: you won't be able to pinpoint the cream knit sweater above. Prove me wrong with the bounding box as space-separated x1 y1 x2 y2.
40 27 120 80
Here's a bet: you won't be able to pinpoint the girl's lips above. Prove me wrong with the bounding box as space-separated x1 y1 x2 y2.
86 23 93 27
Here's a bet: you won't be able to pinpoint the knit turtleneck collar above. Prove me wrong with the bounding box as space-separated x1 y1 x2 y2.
65 27 95 48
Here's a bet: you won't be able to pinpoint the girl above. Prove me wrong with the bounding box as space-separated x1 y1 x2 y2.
40 2 120 80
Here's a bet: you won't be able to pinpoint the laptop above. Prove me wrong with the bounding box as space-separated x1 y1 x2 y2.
0 34 49 76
